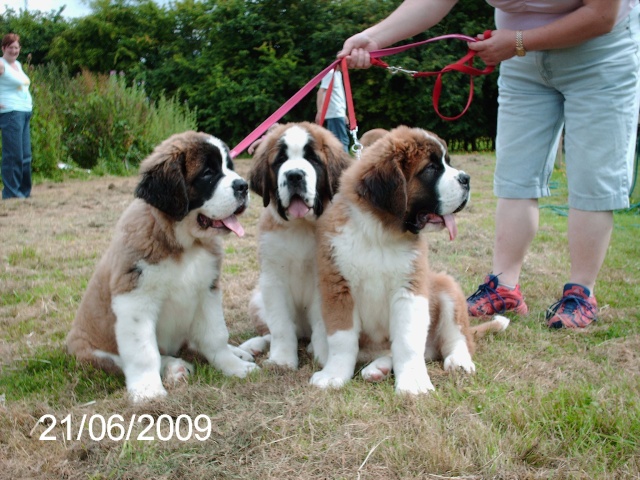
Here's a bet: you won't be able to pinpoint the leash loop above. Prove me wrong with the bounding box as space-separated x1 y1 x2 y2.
369 30 494 121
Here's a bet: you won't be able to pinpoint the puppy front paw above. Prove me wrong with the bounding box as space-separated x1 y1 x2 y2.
263 346 298 370
263 355 298 370
394 371 435 395
310 371 348 389
127 375 167 404
224 358 260 378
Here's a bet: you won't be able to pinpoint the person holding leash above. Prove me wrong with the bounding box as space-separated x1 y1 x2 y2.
338 0 639 329
0 33 33 200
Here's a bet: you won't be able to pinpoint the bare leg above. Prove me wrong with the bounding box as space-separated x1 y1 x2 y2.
568 209 613 294
492 198 539 287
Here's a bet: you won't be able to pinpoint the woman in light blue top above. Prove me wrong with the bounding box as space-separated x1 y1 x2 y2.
0 33 33 199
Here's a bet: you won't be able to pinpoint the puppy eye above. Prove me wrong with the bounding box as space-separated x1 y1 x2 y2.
202 169 214 180
429 152 442 164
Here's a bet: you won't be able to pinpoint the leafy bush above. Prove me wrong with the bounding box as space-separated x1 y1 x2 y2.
28 63 68 180
27 63 197 177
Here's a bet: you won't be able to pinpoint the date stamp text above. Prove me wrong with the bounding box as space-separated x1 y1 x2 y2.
32 413 212 442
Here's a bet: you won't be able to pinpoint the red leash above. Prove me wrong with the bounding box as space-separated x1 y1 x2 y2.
230 59 341 158
230 32 494 158
318 58 357 136
368 30 494 121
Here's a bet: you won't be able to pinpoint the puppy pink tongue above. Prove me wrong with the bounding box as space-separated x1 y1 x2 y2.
221 215 245 237
443 214 458 241
288 198 310 219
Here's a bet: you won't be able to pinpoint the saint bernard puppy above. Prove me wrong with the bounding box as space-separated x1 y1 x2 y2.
310 126 508 394
66 131 258 403
238 122 352 369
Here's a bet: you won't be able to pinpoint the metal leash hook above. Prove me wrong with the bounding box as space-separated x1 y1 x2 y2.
387 65 418 76
350 127 363 160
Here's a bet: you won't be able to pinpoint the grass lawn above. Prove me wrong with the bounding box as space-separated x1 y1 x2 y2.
1 153 639 479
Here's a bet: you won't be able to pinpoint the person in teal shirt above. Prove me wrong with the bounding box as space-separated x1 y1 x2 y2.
0 33 33 199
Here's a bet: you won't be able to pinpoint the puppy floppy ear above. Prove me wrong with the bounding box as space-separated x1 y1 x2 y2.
135 152 189 220
249 145 273 208
324 147 352 199
357 157 407 220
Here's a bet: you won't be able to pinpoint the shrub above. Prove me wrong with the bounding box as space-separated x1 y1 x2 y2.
24 63 197 179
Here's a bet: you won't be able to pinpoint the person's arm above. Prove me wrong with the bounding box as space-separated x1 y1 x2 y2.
468 0 621 65
315 87 327 124
338 0 459 68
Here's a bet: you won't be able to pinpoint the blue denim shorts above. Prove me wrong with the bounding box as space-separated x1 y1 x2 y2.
494 6 640 211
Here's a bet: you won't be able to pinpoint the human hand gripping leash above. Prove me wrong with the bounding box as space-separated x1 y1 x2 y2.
230 31 495 159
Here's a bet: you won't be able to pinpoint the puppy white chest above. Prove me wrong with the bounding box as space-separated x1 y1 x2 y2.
261 223 318 298
330 208 419 336
141 248 220 354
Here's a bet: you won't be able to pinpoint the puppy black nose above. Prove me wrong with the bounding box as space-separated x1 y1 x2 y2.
232 178 249 198
285 169 305 186
457 172 470 188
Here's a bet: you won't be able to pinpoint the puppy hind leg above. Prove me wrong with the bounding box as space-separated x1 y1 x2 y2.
238 289 272 357
229 343 259 361
161 356 193 385
92 350 124 374
308 296 328 367
442 341 475 373
361 354 393 383
238 335 271 356
436 294 475 373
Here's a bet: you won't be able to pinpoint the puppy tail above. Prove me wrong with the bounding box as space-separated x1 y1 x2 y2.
470 315 509 339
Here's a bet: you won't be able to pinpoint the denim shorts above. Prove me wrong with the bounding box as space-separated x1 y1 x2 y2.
494 6 640 211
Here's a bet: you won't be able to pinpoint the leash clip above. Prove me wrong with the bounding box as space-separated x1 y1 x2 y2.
349 127 363 160
387 65 418 76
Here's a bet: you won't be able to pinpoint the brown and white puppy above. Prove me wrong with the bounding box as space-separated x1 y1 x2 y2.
238 122 352 369
310 126 507 394
359 128 389 148
66 131 258 403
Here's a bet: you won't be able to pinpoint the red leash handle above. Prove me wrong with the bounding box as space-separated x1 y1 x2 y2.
318 58 357 131
370 30 494 121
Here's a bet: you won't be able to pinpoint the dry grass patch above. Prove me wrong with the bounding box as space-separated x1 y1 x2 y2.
1 154 639 479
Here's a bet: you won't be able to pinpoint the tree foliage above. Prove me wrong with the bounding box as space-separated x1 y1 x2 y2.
1 0 498 153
